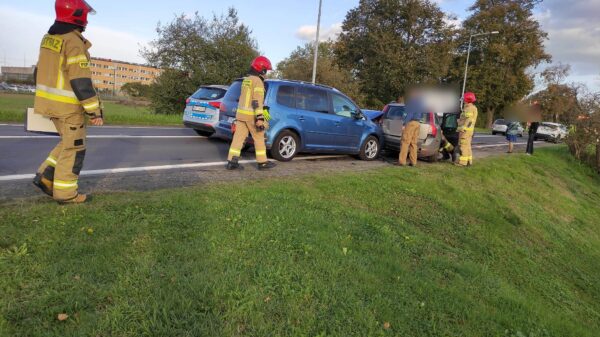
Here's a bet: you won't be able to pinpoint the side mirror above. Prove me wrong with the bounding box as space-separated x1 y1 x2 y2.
352 111 364 120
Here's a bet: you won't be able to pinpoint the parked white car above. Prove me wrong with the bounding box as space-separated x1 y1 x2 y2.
492 119 524 137
535 122 568 143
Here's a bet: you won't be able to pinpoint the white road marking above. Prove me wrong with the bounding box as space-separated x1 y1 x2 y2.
0 155 345 182
0 124 183 130
473 141 543 149
0 135 202 139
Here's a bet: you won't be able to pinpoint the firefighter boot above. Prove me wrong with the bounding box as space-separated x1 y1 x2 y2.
226 157 244 170
58 194 89 205
33 173 53 197
257 161 277 170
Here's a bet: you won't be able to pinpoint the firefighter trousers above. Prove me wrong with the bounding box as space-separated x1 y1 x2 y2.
37 113 87 201
228 120 268 163
399 121 420 166
458 131 474 166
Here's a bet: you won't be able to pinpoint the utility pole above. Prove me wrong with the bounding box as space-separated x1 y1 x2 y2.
461 31 499 110
311 0 323 85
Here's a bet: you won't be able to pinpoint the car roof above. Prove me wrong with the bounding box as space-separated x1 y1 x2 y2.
387 103 406 107
542 122 562 126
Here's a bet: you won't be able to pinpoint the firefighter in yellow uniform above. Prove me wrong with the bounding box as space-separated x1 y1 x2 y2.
32 0 103 204
456 92 478 167
226 56 277 171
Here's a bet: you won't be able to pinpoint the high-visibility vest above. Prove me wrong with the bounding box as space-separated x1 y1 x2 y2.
458 103 478 132
236 75 265 122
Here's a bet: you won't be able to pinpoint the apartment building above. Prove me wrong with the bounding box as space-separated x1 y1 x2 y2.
90 58 161 94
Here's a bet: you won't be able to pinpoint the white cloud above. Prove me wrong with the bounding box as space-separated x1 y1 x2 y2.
537 1 600 87
295 23 343 42
0 6 148 67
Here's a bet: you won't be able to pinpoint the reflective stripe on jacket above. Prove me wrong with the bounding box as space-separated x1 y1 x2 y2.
34 30 101 118
236 75 265 122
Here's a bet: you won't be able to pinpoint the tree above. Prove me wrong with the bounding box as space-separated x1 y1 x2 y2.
277 41 367 106
121 82 152 99
335 0 457 107
530 64 581 124
142 8 258 114
451 0 551 128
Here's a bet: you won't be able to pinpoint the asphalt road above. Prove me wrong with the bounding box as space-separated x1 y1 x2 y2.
0 123 546 200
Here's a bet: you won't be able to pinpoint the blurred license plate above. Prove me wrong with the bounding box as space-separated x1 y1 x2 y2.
192 113 211 120
193 106 206 112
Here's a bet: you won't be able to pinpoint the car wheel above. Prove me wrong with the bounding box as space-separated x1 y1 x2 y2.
271 130 299 162
492 131 497 135
194 129 214 137
359 136 381 161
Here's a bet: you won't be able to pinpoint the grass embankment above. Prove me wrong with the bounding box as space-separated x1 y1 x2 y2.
0 93 181 126
2 147 600 336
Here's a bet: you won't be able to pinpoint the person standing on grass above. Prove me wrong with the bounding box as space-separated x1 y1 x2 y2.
32 0 103 204
397 89 425 167
506 120 520 153
526 101 542 155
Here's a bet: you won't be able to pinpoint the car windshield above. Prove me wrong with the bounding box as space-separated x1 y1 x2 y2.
192 87 227 100
542 123 559 129
385 106 406 120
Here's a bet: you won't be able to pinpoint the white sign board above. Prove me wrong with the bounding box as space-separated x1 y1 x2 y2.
25 108 59 135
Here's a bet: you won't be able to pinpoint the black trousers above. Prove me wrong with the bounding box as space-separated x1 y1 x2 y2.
526 122 539 155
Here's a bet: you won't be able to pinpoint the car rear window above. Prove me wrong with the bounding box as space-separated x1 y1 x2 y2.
296 86 329 113
192 87 227 100
495 119 507 125
385 106 406 120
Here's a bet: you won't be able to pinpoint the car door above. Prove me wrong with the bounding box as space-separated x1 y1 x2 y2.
330 92 364 150
293 86 335 149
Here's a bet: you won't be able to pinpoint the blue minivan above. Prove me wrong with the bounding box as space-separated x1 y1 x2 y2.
215 79 383 161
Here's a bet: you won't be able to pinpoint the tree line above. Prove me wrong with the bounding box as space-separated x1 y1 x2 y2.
140 1 598 133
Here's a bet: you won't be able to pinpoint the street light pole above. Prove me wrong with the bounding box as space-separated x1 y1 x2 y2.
311 0 323 85
461 31 499 110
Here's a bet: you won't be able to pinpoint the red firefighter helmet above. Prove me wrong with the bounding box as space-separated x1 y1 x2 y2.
464 92 477 104
55 0 96 28
251 56 273 74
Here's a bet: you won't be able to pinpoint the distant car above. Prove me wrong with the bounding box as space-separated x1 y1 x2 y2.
535 122 568 143
380 103 442 162
182 85 229 137
215 79 383 162
492 119 524 137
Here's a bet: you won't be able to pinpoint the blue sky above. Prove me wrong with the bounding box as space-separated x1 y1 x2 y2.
1 1 598 89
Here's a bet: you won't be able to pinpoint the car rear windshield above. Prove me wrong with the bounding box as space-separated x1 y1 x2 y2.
192 87 227 100
495 119 508 125
385 106 406 120
541 123 559 129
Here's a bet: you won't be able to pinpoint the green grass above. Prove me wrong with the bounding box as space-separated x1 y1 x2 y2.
0 93 182 126
2 147 600 336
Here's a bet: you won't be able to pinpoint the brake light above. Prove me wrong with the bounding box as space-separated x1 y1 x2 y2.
209 101 221 109
429 113 438 137
186 97 191 104
220 102 226 113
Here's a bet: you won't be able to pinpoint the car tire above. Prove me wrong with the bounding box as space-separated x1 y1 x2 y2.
271 130 299 162
359 136 381 161
492 131 497 135
194 129 214 137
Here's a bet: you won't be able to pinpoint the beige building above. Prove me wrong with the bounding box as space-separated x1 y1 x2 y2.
1 66 36 83
89 58 161 94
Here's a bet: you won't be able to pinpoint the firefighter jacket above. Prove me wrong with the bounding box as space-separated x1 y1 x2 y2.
34 30 101 119
458 103 478 133
236 74 265 122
